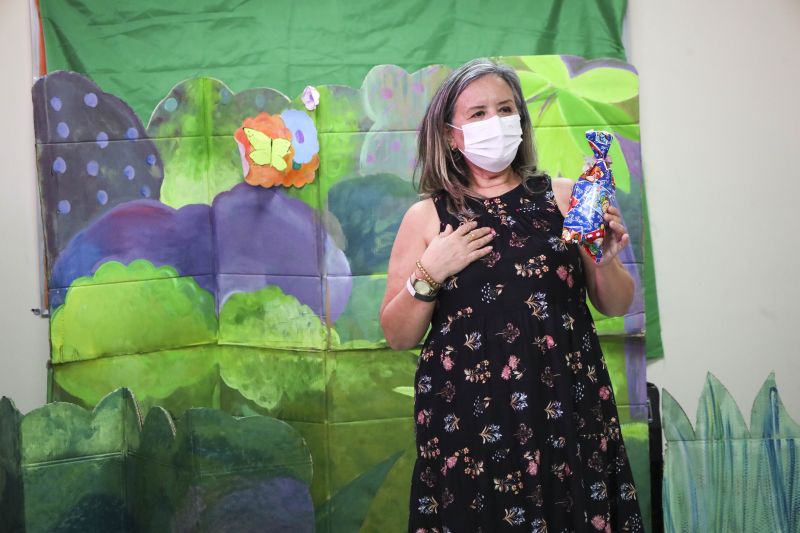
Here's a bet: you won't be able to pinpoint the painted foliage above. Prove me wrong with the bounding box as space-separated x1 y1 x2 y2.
32 56 651 531
0 389 315 532
662 374 800 532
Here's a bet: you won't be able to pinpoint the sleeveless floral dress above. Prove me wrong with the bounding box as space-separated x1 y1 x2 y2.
407 179 644 533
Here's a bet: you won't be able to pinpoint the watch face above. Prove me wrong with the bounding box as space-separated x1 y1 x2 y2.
413 279 433 295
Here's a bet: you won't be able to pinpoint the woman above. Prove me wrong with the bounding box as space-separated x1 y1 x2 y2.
380 59 644 532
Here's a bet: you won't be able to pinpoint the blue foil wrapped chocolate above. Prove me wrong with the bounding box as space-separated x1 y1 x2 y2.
561 130 616 263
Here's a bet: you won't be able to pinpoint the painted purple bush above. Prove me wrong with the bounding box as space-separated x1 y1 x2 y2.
50 201 213 292
33 71 164 275
214 183 351 321
49 183 351 321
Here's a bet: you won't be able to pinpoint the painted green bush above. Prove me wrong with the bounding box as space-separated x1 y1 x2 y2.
50 260 218 362
148 78 293 208
219 285 336 350
0 397 24 532
663 373 800 533
0 389 315 532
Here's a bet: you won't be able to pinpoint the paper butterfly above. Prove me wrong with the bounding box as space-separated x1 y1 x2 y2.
243 127 292 171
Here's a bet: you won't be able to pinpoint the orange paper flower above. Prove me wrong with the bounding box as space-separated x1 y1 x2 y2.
234 113 296 188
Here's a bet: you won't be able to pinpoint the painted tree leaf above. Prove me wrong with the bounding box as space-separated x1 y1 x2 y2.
661 389 696 442
587 100 640 141
534 124 583 179
392 386 415 398
315 451 403 533
529 91 567 128
695 372 748 440
520 55 569 87
663 374 800 533
748 375 800 532
750 373 800 439
517 70 551 101
567 67 639 103
557 91 631 193
556 89 610 127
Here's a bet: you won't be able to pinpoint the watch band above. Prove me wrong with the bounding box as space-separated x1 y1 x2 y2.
406 276 436 302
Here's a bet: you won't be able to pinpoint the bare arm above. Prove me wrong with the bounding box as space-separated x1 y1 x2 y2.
552 178 634 317
379 199 494 350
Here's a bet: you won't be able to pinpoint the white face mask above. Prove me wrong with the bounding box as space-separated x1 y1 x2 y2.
449 114 523 172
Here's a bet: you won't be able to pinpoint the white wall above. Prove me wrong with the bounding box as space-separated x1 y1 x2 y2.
628 0 800 425
1 0 798 425
0 0 50 413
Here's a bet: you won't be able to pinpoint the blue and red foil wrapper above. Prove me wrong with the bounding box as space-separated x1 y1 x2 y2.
561 130 616 263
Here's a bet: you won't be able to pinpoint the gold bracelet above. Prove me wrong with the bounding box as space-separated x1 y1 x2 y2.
415 260 442 288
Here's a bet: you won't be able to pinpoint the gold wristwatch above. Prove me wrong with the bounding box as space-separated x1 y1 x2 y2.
406 274 438 302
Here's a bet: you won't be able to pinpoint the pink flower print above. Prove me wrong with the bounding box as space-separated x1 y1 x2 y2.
526 460 538 476
591 515 607 530
501 366 512 380
442 355 454 371
508 355 519 370
546 335 556 349
441 454 459 476
417 409 431 426
600 436 608 452
556 265 575 287
599 386 611 401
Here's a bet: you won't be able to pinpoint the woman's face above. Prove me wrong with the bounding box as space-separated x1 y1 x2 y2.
447 74 518 152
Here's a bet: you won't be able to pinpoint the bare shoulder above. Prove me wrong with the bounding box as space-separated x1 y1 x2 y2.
551 177 574 217
401 197 440 245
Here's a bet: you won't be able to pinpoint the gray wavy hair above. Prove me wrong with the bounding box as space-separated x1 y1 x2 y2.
414 58 548 214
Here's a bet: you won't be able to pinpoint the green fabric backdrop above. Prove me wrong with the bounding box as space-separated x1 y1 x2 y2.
40 0 627 121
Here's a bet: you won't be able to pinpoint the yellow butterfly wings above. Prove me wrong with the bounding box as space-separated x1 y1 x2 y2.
244 127 292 171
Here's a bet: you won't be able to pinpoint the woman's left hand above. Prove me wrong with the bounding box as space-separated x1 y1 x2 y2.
600 206 630 264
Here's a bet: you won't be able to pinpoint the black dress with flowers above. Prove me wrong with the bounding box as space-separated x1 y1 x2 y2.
407 179 643 533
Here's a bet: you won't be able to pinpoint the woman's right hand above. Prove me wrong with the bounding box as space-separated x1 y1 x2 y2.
418 220 495 282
